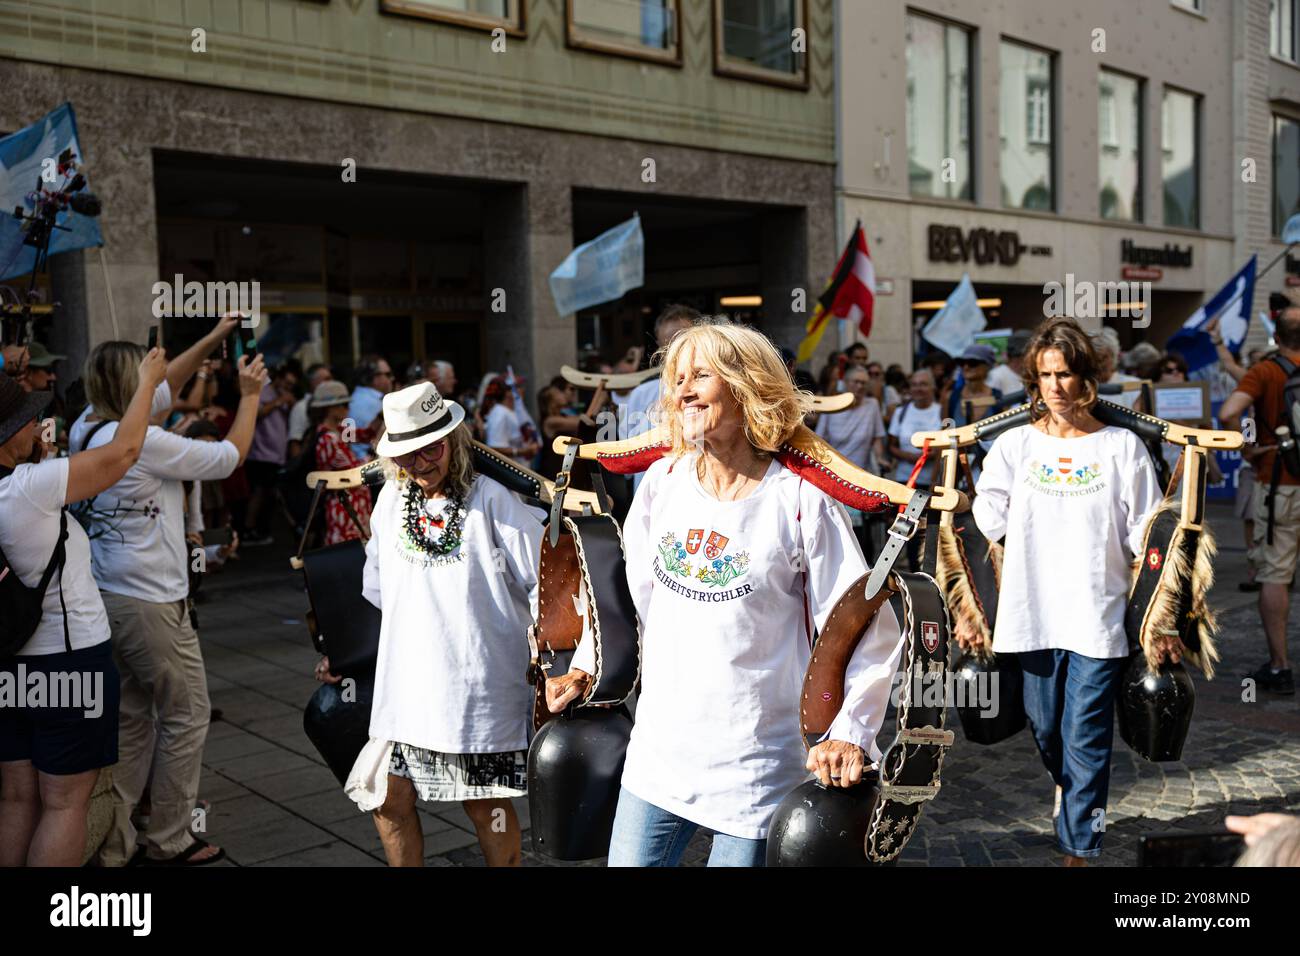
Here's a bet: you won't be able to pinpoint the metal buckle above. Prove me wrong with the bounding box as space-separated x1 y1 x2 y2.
886 514 919 542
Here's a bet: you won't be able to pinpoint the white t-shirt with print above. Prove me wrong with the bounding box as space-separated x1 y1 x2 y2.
572 452 905 839
0 458 111 655
69 405 241 604
972 424 1162 659
362 474 543 754
887 401 945 484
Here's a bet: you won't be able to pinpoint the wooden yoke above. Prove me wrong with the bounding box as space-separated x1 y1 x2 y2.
303 442 602 512
556 426 968 514
911 399 1244 451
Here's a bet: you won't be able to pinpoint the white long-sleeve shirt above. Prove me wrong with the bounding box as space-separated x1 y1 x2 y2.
362 474 543 753
574 452 905 839
972 423 1162 659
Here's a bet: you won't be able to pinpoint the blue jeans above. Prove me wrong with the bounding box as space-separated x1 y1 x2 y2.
606 787 767 867
1018 649 1128 859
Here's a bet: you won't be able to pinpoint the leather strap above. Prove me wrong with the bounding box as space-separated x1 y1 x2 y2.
867 571 953 862
864 489 929 601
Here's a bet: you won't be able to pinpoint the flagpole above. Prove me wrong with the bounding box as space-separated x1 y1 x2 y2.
98 246 120 340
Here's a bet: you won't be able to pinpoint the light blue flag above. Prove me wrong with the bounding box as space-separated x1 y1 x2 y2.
0 103 104 280
921 273 986 357
1166 256 1256 372
549 214 644 316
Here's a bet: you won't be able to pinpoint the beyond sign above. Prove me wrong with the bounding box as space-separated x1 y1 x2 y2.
927 224 1049 267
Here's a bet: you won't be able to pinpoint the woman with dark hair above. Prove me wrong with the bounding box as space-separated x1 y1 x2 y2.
970 317 1171 865
1157 352 1189 384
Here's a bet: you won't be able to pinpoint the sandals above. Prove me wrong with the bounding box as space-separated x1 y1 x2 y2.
142 838 226 866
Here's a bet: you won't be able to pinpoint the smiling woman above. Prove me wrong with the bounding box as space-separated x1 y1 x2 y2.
545 320 908 868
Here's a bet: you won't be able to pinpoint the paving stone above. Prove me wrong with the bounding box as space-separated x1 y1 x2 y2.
220 817 336 865
262 841 385 867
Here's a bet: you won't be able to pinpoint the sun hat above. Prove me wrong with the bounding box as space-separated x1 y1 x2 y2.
375 382 465 459
309 380 352 409
26 341 66 368
0 373 53 448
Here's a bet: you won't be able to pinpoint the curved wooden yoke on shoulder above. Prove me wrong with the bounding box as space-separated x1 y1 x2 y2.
302 441 602 513
552 426 968 514
909 398 1245 452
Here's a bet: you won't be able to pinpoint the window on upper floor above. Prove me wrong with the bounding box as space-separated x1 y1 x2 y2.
1275 114 1300 235
1273 0 1297 62
1000 39 1055 211
906 11 973 202
1162 87 1200 228
714 0 808 89
1172 0 1202 11
381 0 524 35
1099 70 1143 222
567 0 680 63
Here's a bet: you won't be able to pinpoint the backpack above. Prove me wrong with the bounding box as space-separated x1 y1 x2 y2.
0 465 72 658
1268 356 1300 479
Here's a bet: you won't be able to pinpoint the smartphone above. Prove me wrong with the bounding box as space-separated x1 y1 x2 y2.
200 527 234 547
1138 831 1245 867
147 326 158 349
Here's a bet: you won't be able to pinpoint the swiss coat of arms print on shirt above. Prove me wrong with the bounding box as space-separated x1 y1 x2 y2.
658 530 750 589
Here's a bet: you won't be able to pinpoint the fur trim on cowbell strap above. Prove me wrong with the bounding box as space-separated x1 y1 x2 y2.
1130 504 1220 679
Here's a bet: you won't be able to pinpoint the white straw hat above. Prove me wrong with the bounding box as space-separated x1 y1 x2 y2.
375 382 465 458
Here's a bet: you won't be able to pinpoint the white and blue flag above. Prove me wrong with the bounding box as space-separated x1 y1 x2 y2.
549 214 644 317
0 103 103 280
921 273 986 357
1167 256 1256 372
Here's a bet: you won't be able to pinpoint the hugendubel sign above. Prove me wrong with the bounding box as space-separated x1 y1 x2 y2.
1120 239 1192 268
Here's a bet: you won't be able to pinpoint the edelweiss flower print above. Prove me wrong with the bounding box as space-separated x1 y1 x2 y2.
1026 457 1105 497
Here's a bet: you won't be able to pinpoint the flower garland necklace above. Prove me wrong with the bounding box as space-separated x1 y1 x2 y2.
402 479 467 556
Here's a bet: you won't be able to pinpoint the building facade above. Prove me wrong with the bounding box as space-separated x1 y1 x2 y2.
836 0 1248 369
0 0 838 396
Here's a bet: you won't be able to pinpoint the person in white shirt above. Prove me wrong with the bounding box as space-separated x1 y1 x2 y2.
971 318 1169 865
482 376 538 468
1090 329 1141 410
816 365 887 557
335 383 543 867
546 321 906 867
886 369 944 485
619 305 701 491
70 331 267 867
987 328 1033 397
288 363 332 460
0 348 166 867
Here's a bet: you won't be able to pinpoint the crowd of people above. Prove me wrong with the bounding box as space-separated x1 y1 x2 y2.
1 299 1297 870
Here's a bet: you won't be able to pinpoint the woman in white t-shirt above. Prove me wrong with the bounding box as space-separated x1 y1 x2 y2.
70 341 267 867
815 365 886 474
972 318 1169 865
546 322 906 867
337 382 543 867
0 348 166 867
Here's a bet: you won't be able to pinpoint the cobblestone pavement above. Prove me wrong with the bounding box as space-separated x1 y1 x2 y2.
190 503 1298 867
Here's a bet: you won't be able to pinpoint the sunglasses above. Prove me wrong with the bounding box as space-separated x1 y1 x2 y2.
1163 365 1184 374
394 439 447 467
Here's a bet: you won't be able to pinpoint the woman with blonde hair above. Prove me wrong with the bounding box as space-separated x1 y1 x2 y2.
547 320 906 867
337 382 543 867
69 317 266 866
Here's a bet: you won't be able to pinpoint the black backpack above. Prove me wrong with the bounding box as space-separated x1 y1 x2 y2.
0 465 72 658
1269 356 1300 479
